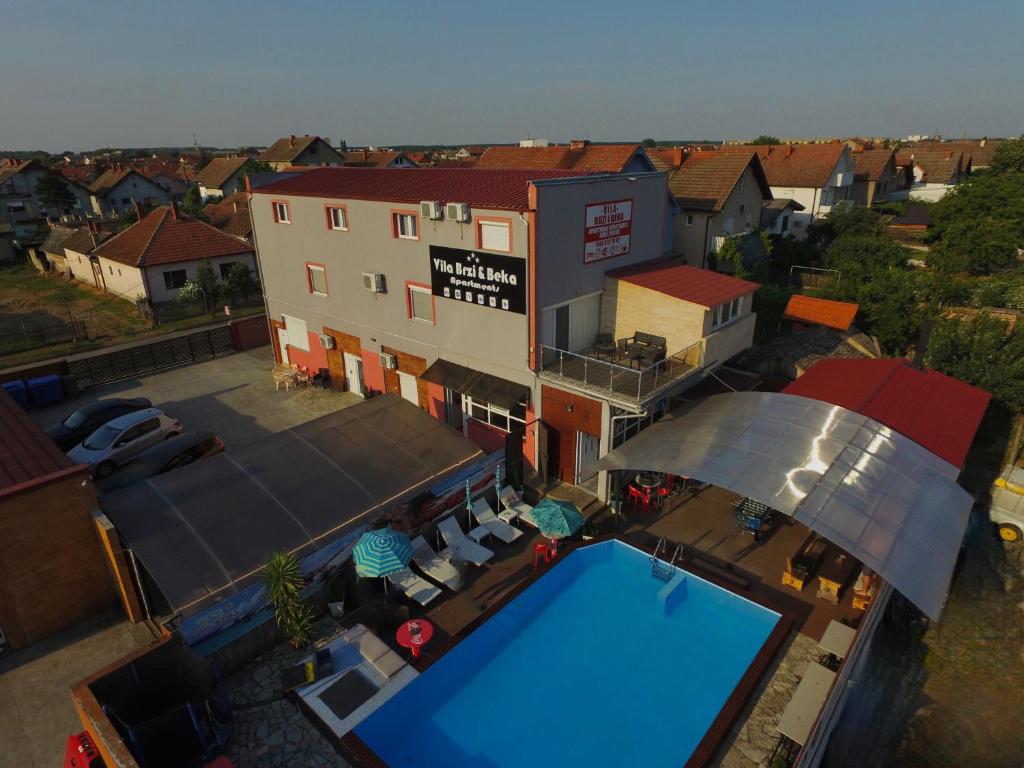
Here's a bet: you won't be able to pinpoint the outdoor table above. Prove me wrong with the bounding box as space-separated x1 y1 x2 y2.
816 544 858 604
634 472 663 491
396 619 434 659
775 662 837 746
818 620 856 661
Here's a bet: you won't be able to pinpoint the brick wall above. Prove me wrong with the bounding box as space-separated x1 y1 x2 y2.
599 277 707 354
324 326 360 390
0 471 116 650
380 345 429 409
541 385 602 483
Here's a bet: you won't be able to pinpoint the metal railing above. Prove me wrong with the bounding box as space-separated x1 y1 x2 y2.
539 340 703 403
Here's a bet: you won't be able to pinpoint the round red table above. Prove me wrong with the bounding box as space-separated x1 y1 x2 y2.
396 619 434 658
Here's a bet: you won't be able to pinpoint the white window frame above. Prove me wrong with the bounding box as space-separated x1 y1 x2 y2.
408 284 434 324
328 206 348 231
395 213 417 239
282 314 309 351
307 264 328 296
738 177 745 192
684 214 694 226
711 298 742 329
611 400 668 448
273 201 290 223
464 396 526 434
479 220 511 252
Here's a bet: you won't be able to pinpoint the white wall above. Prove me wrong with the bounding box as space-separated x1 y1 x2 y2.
144 252 257 304
94 257 147 301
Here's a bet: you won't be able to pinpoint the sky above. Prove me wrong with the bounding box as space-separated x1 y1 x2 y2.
2 0 1022 152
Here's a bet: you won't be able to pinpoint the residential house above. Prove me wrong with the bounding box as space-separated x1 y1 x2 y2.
0 159 75 240
474 140 655 174
35 225 77 273
727 143 855 235
850 148 901 206
760 198 805 236
454 145 488 161
65 224 115 286
87 167 169 216
143 167 188 206
258 135 343 171
647 148 772 267
85 203 256 304
249 167 756 498
193 156 251 201
893 149 968 201
340 150 418 168
202 192 252 242
912 139 1002 170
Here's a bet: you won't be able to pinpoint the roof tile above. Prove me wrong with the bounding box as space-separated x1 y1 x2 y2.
784 295 859 331
609 260 759 308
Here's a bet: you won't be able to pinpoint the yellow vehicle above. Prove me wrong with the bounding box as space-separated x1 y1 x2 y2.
990 462 1024 543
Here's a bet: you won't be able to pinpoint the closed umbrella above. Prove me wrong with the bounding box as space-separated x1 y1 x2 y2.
353 527 413 582
531 498 585 540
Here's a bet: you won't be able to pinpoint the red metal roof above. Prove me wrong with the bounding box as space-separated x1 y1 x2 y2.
783 358 990 469
251 167 592 212
784 295 859 331
609 260 760 308
0 388 79 494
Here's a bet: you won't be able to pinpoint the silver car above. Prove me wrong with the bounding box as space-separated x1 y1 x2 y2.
68 408 182 478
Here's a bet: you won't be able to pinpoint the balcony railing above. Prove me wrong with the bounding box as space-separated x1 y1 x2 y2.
539 340 703 405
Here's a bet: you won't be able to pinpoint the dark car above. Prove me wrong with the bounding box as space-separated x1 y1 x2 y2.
45 397 153 452
95 430 224 494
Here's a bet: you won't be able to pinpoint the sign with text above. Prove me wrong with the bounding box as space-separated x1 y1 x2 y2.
584 198 633 263
429 245 527 314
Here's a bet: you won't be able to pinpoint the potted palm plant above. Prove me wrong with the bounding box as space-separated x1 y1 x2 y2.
263 551 315 649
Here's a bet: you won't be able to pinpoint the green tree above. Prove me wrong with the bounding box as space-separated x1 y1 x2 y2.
822 236 909 300
989 137 1024 174
855 269 925 354
35 173 77 211
225 262 259 302
117 202 152 231
752 284 793 344
183 183 204 217
192 260 221 310
262 551 315 648
750 135 780 145
641 138 657 148
808 205 887 252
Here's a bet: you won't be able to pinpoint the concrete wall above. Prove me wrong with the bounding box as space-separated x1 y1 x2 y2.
599 277 708 355
672 211 712 263
67 248 99 286
94 257 147 301
144 252 256 304
703 310 757 367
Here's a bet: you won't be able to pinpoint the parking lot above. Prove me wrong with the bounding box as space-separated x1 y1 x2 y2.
30 347 362 448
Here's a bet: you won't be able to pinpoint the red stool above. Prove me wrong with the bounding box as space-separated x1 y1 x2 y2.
533 542 550 569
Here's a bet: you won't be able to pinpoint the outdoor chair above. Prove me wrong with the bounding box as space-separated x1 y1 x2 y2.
470 497 523 543
497 485 533 524
410 535 461 590
436 516 494 566
385 567 442 606
592 333 617 360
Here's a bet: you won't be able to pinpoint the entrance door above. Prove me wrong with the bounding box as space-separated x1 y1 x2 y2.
343 353 364 396
554 305 570 350
277 328 290 364
397 371 419 406
575 432 600 493
444 388 463 430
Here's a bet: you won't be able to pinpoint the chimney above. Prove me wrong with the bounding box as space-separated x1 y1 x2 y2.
133 201 143 221
361 148 368 160
170 200 179 221
289 135 296 146
784 145 794 158
672 146 683 168
569 139 589 151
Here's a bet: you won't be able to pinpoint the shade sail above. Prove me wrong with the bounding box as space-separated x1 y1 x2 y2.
420 358 529 410
595 391 972 620
103 394 483 616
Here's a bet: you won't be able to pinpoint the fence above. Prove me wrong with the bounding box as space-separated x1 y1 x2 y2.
142 294 264 326
0 317 88 356
789 265 841 291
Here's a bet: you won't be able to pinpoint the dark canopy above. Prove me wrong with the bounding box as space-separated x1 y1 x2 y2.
103 395 483 616
420 358 530 410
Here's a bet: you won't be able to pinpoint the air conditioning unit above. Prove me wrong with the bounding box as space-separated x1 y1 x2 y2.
420 200 443 220
446 202 470 222
379 352 397 370
317 333 336 350
361 272 386 293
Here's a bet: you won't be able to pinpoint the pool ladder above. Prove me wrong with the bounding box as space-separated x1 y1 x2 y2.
651 537 684 582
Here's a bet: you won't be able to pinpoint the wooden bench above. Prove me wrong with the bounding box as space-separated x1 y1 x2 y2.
783 532 828 591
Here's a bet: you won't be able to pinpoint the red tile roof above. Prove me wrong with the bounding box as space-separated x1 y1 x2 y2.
0 388 78 494
259 135 340 164
725 143 846 188
609 260 760 308
251 167 592 211
783 358 990 468
783 295 859 331
903 150 963 184
474 143 644 173
340 150 415 168
668 151 771 212
203 192 252 240
852 148 895 182
92 205 253 268
193 156 249 188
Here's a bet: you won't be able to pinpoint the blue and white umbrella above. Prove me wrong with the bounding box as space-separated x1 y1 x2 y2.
352 527 413 578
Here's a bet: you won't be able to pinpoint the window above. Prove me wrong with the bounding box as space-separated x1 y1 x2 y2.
738 177 745 192
283 314 309 350
163 269 187 289
684 214 694 226
108 265 113 274
219 261 238 280
306 263 328 296
407 284 434 323
612 401 668 448
478 219 511 252
117 268 122 276
393 211 418 240
326 206 348 231
711 297 742 328
121 197 130 205
465 396 526 433
272 200 290 223
739 204 746 214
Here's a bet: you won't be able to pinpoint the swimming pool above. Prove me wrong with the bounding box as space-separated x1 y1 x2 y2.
354 540 781 767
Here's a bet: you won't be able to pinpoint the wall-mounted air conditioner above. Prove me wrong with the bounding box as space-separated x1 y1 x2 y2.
420 201 443 220
446 202 470 222
317 333 336 350
361 272 386 293
379 352 397 370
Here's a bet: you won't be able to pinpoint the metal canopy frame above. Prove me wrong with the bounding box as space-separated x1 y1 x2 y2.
595 391 972 620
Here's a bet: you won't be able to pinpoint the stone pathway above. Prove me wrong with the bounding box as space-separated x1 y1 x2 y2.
713 632 821 768
223 618 352 768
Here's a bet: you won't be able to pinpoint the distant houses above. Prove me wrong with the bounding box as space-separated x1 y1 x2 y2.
193 156 251 201
893 149 969 201
258 135 343 170
850 148 901 207
87 166 169 216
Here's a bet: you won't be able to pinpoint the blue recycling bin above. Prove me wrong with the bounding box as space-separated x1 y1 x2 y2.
27 374 64 408
2 379 29 410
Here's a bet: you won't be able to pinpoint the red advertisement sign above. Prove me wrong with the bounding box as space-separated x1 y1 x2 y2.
584 198 633 263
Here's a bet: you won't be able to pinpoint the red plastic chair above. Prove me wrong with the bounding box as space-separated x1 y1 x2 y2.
533 542 550 569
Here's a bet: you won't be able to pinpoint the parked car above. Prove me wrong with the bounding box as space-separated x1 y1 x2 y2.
96 431 225 494
990 462 1024 543
45 397 153 452
68 408 181 478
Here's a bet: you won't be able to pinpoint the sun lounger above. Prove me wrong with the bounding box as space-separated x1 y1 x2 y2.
471 498 523 543
437 516 494 566
386 567 442 606
411 536 462 590
344 624 408 678
498 485 534 524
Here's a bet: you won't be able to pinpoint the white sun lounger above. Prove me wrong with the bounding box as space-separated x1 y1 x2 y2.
411 535 462 590
498 485 534 524
437 516 494 566
471 498 523 543
385 567 442 606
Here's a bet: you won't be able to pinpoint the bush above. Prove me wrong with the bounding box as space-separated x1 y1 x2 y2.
263 551 315 648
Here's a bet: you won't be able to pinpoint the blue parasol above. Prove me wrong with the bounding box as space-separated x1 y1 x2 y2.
352 527 413 578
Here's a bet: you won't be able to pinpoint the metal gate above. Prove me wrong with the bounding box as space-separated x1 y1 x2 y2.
68 325 236 389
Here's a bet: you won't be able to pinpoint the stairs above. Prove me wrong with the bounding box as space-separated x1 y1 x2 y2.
651 538 684 581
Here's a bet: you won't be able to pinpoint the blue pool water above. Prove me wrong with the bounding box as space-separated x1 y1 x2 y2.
355 540 780 768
